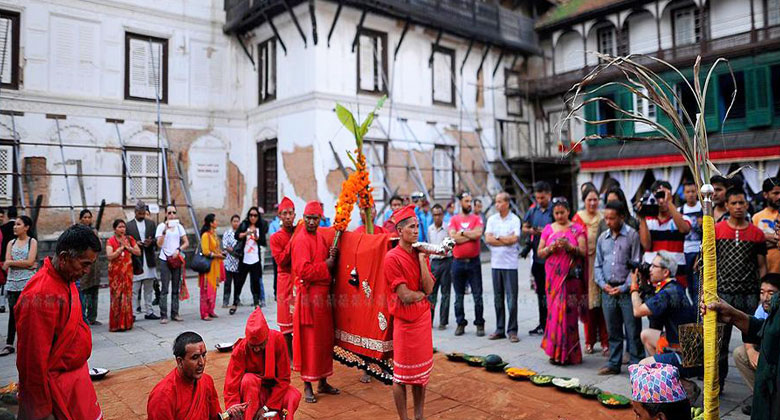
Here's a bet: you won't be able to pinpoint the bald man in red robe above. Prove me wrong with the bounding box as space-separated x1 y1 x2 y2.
16 224 103 420
384 205 436 420
224 309 301 419
270 196 296 356
148 332 246 420
291 200 340 403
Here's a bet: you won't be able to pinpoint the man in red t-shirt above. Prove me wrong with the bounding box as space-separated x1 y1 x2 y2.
715 187 767 388
384 205 436 420
448 191 485 337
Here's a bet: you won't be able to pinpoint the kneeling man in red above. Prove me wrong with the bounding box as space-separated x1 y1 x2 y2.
224 309 301 420
147 332 247 420
384 205 436 420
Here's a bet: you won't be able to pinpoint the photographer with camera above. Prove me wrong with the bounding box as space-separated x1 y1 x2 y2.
630 252 697 378
637 180 692 288
594 201 643 375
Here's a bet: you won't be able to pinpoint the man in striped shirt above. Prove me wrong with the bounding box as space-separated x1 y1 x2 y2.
638 180 692 288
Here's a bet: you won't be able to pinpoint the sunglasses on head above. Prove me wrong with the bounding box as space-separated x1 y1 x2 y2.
552 197 568 205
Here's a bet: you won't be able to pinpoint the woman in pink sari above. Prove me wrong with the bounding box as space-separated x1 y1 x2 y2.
537 197 587 365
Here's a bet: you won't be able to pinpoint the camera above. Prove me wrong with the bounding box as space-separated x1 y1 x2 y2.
627 260 654 299
636 190 660 218
520 239 532 259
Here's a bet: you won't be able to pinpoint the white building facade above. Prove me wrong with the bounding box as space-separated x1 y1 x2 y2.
0 0 546 235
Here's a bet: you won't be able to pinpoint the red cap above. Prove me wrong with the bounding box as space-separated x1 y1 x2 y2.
392 204 416 225
278 196 294 211
304 201 324 217
245 308 270 346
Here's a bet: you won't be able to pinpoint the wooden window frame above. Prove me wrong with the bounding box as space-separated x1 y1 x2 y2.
431 45 456 107
0 140 17 206
633 88 657 133
256 138 278 212
356 28 388 95
363 139 388 203
671 4 701 48
124 32 169 103
765 0 780 27
122 147 164 206
504 69 523 117
432 145 455 199
596 25 616 57
0 10 20 90
258 38 277 104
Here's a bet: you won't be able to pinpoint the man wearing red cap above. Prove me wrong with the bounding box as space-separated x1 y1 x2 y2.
270 196 296 356
291 200 339 403
384 204 436 420
148 331 247 420
224 309 301 419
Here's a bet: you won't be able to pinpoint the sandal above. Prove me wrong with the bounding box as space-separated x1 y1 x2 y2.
584 344 594 354
601 347 610 357
0 345 15 357
304 394 317 403
229 306 237 315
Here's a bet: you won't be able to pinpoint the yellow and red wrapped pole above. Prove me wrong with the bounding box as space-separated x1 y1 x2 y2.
700 184 720 420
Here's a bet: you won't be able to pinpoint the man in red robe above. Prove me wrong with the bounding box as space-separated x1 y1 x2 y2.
148 332 247 420
384 205 436 420
354 205 386 235
291 200 340 403
16 224 104 420
224 309 301 419
270 196 296 357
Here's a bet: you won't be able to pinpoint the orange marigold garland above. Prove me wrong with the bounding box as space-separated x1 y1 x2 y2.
331 96 385 246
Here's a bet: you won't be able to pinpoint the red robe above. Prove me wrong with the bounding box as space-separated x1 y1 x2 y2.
291 228 334 381
353 225 387 234
224 331 301 419
384 246 434 385
270 228 295 334
16 257 102 420
147 369 222 420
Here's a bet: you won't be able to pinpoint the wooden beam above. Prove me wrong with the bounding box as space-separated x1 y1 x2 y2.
460 38 474 74
393 19 410 60
476 44 491 78
309 0 318 45
492 48 505 77
428 29 443 68
264 12 287 55
351 8 368 53
327 0 343 47
282 0 307 47
236 34 256 70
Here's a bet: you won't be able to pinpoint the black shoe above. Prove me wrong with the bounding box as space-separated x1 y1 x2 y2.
454 325 465 336
152 297 160 306
742 404 751 416
136 306 142 313
145 313 161 320
0 306 5 313
529 325 544 336
476 326 485 337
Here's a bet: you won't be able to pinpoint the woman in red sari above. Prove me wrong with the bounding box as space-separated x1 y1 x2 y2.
537 198 587 365
106 219 141 332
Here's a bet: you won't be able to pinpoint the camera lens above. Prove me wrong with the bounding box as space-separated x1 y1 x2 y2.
654 191 665 199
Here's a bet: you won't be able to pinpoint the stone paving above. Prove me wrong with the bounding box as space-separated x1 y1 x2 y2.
0 256 752 419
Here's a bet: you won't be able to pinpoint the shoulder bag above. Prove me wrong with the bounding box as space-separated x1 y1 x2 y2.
190 235 213 274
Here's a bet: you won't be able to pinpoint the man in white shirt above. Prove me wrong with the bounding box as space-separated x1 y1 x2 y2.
126 201 160 320
484 192 521 342
427 203 452 330
155 204 189 324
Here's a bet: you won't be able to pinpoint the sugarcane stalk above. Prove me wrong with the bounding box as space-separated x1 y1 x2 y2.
700 183 720 420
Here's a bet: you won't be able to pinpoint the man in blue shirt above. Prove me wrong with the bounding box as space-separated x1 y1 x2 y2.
522 181 552 336
595 200 643 375
631 251 697 378
412 191 432 243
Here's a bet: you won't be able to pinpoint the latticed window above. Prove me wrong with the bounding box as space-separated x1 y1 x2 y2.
357 29 387 94
432 46 455 106
126 150 160 201
0 145 12 203
634 88 657 133
363 140 386 203
258 38 276 104
597 26 616 57
673 7 701 46
433 146 454 199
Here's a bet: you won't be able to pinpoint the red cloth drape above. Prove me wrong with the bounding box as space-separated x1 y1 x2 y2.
16 257 102 420
147 369 222 420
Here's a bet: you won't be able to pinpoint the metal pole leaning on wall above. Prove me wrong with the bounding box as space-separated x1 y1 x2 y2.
113 121 137 202
9 114 26 213
54 118 76 224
